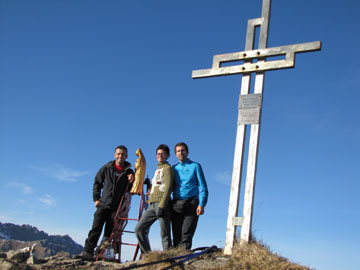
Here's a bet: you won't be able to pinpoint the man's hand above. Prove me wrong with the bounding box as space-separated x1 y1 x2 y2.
128 174 135 183
95 200 100 207
197 205 205 216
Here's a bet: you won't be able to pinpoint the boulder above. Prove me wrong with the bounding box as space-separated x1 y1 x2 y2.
6 249 30 263
26 254 40 265
0 258 33 270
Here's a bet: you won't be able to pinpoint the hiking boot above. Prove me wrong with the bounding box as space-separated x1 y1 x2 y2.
73 250 94 261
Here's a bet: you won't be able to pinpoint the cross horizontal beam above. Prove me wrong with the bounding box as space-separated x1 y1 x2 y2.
192 41 321 78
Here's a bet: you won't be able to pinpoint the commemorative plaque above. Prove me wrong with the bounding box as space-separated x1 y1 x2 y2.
238 94 262 125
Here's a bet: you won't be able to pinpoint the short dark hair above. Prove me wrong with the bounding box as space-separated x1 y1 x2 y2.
174 142 188 153
114 145 128 153
156 144 170 156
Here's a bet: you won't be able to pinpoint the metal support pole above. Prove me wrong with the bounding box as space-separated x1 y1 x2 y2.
224 74 250 254
240 72 265 243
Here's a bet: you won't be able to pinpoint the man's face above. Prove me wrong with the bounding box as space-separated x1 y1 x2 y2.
114 148 128 165
175 145 188 163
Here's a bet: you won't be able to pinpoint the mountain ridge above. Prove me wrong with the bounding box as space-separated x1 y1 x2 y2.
0 221 82 258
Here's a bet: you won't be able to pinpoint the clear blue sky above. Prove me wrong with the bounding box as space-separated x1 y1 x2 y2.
1 0 359 269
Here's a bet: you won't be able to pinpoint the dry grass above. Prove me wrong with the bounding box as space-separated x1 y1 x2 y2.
137 247 192 270
121 241 312 270
225 241 313 270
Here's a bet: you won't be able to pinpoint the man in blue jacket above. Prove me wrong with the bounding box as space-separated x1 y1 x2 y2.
172 142 209 250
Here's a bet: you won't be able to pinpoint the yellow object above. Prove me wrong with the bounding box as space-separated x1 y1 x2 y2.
130 148 146 194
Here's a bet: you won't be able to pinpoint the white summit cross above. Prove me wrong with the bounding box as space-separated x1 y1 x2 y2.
192 0 321 255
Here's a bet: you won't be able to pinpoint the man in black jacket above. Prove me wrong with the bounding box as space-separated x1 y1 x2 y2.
77 145 134 260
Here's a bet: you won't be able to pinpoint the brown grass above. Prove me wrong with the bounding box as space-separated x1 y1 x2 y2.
137 247 191 270
225 241 313 270
121 241 312 270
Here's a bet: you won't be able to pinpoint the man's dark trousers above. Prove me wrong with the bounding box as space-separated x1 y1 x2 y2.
84 206 115 253
171 198 199 250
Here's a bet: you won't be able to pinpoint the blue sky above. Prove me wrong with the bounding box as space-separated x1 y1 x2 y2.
0 0 359 269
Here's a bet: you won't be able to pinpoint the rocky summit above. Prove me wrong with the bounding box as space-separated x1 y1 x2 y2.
0 249 123 270
0 222 310 270
0 247 228 270
0 222 227 269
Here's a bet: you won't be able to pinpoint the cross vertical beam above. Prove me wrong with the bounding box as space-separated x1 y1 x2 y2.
192 0 321 255
225 0 270 254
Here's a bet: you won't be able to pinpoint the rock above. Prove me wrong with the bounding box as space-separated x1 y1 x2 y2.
26 254 40 265
0 258 33 270
189 256 230 270
0 259 13 270
6 249 30 263
0 258 14 270
55 251 71 258
0 252 7 259
41 255 88 269
0 246 230 270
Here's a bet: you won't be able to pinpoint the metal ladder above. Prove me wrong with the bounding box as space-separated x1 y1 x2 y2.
96 181 149 262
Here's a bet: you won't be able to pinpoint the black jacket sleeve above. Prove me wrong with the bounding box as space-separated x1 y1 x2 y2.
126 168 135 191
93 166 105 201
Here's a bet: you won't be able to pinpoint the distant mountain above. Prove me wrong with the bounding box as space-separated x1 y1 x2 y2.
0 222 83 258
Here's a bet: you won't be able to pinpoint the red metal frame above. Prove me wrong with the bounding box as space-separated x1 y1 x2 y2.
96 183 148 263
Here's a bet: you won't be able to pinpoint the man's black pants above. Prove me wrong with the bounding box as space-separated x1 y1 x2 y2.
84 206 115 253
171 198 199 250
